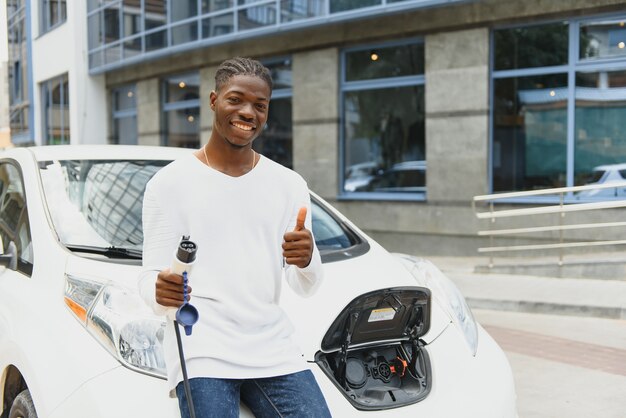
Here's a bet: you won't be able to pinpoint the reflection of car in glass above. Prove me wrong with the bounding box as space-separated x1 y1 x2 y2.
0 146 515 417
577 163 626 198
354 160 426 193
344 161 379 192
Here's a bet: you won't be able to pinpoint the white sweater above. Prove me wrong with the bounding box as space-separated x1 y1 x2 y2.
138 153 323 393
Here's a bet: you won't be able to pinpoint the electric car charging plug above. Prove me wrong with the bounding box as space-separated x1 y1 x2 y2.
172 236 199 418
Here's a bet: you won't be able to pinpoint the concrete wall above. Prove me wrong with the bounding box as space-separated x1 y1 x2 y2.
102 0 626 256
30 0 106 145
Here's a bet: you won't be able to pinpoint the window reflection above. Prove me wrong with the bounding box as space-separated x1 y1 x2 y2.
254 98 293 169
331 0 379 13
343 85 425 193
345 43 424 81
494 23 568 71
493 74 568 192
280 0 324 23
163 73 200 148
575 70 626 186
580 19 626 60
42 74 70 145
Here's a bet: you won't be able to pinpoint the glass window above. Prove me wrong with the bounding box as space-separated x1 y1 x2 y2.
575 70 626 185
162 73 200 148
122 0 142 38
280 0 324 23
202 13 234 38
0 162 33 275
331 0 379 14
171 21 198 45
202 0 233 14
494 23 568 71
580 19 626 60
40 0 67 34
253 58 293 168
42 74 70 145
171 0 198 22
492 74 568 192
492 17 626 196
345 42 424 81
144 0 166 31
111 85 137 145
341 40 426 197
104 6 121 44
238 4 276 31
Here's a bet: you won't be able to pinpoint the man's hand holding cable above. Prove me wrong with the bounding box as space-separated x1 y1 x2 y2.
155 269 192 308
283 207 313 268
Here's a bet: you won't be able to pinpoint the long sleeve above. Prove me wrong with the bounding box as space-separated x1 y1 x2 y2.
138 181 179 316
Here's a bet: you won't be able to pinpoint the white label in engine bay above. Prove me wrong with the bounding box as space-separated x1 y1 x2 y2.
368 308 396 322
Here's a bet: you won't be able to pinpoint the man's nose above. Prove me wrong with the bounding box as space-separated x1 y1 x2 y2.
238 102 254 119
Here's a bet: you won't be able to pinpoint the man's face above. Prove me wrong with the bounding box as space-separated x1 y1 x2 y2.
210 74 270 148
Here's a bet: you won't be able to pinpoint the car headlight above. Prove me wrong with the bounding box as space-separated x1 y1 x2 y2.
64 274 167 378
397 255 478 356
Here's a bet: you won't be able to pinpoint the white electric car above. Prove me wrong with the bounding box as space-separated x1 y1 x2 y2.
0 146 516 418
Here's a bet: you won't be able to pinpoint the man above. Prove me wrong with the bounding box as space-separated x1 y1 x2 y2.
139 57 331 418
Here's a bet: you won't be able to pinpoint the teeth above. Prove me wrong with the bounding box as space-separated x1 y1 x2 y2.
232 122 253 131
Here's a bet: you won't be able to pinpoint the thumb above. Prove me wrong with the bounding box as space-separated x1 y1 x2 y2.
294 207 307 231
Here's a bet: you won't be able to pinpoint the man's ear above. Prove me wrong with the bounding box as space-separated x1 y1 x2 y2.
209 90 217 110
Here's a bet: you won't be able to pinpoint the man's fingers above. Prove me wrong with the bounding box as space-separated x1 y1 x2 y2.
294 207 307 231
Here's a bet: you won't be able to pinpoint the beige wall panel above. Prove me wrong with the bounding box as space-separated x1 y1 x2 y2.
293 123 338 198
136 78 161 146
427 115 489 202
293 48 339 122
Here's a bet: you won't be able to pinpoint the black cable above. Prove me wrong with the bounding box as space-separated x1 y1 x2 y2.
174 320 197 418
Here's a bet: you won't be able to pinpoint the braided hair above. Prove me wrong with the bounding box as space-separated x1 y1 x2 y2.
215 57 273 93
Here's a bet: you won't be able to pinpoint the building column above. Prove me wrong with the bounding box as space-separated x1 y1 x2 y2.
292 48 339 199
199 65 218 146
425 28 490 202
136 78 161 146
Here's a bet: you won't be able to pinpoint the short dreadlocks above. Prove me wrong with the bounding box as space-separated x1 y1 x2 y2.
214 57 273 93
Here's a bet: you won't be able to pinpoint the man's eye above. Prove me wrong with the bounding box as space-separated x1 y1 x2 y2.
256 104 267 111
226 97 240 103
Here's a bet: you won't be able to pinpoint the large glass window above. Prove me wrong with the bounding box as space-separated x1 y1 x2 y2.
0 162 33 275
85 0 466 73
162 73 200 148
42 74 70 145
111 85 137 145
253 58 293 169
341 40 426 198
40 0 67 34
492 17 626 195
7 0 32 144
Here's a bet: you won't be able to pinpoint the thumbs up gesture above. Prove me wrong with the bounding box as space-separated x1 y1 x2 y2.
282 207 314 268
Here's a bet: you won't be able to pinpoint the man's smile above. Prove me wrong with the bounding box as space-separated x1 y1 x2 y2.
231 121 256 131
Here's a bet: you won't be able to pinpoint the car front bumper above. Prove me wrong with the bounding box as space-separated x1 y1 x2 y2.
47 366 179 418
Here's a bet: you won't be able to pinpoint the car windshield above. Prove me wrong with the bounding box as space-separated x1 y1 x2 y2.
39 159 361 260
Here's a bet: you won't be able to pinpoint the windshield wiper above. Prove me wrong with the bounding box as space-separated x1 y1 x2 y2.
65 244 143 260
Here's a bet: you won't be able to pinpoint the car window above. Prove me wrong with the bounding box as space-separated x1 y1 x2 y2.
39 159 368 262
0 161 34 275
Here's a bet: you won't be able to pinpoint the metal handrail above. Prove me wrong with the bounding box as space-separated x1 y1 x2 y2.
472 182 626 267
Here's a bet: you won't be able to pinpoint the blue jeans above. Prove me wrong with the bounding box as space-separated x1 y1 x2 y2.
176 370 332 418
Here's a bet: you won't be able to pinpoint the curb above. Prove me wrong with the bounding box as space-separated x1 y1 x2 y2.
466 298 626 320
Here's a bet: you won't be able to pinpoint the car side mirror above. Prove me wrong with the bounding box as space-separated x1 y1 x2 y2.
0 236 18 270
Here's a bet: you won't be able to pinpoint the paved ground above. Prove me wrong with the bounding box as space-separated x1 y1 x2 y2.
420 256 626 417
475 309 626 418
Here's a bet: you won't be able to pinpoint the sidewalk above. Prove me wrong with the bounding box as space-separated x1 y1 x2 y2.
426 256 626 320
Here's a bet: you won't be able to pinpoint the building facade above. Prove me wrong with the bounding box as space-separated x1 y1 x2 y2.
4 0 626 256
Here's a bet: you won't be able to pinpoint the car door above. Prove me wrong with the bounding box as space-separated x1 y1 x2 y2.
0 159 35 364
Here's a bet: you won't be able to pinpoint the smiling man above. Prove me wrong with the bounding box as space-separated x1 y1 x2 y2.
139 57 331 418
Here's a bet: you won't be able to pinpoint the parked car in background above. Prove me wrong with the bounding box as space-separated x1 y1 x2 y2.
577 163 626 198
0 146 516 417
353 160 426 193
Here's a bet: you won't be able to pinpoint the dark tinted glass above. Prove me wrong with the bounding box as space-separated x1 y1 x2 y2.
238 5 276 31
265 58 292 90
163 73 200 103
492 74 568 192
202 0 233 13
494 23 568 70
253 98 292 168
113 85 136 111
346 42 424 81
202 13 234 38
